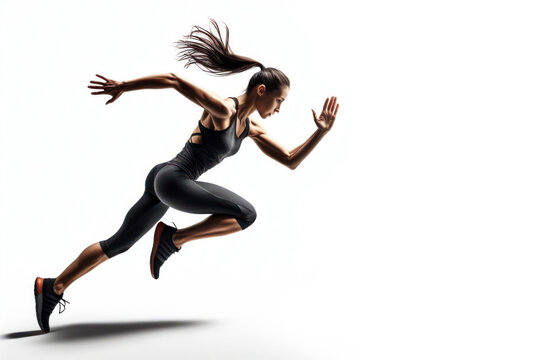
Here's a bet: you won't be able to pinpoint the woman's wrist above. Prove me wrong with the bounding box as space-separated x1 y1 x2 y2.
316 127 329 136
117 80 130 91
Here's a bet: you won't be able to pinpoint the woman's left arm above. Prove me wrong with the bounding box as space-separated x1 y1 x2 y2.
250 96 339 170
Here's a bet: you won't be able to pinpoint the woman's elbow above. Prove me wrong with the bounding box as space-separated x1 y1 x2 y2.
166 72 178 80
285 156 298 170
166 72 180 88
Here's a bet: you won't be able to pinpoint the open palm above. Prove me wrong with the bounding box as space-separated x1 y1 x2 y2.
312 96 339 132
88 74 124 105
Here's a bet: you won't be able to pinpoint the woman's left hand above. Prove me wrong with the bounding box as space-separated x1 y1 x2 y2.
312 96 339 132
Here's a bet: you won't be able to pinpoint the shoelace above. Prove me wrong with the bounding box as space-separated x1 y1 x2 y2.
58 298 70 314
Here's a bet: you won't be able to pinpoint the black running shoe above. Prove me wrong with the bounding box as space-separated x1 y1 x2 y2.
34 277 70 333
151 221 181 279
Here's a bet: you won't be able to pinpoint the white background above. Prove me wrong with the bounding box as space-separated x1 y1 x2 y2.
1 0 539 359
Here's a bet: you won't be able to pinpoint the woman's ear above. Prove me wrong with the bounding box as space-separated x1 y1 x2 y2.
256 84 266 96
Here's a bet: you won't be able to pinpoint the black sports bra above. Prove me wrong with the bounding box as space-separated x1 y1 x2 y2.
165 97 250 179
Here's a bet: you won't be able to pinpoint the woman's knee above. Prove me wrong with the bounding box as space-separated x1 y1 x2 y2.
99 240 123 258
99 238 135 258
235 204 257 230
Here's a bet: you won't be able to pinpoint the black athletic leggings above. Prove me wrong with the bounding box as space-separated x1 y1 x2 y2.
99 163 257 258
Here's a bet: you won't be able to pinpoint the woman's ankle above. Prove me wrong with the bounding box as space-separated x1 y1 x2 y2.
172 231 186 249
52 279 65 296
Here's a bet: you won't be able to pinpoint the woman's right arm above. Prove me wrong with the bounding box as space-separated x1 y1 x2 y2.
89 73 233 120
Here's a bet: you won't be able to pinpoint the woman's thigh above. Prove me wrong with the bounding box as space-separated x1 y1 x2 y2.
154 165 256 228
194 180 256 215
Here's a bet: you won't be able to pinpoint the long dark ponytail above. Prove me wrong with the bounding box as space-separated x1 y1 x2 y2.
174 18 290 94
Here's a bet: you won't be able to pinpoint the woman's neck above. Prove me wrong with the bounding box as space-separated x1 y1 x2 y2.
236 91 258 121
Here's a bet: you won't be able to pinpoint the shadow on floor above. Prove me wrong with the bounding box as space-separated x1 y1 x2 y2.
3 330 43 339
3 320 214 341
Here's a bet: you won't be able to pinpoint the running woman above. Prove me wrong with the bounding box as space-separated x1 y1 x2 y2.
34 18 339 333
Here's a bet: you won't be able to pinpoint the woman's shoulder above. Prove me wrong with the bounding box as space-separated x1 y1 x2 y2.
247 118 266 138
198 98 237 131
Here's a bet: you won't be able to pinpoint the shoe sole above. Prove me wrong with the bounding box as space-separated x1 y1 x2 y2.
34 277 46 332
151 221 166 279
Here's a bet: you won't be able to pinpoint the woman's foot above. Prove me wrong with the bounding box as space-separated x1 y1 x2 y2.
34 277 70 333
150 222 181 279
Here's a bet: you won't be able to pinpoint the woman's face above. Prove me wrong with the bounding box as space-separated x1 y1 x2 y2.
256 85 289 119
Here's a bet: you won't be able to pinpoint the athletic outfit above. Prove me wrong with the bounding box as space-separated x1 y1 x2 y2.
35 97 255 332
99 97 255 258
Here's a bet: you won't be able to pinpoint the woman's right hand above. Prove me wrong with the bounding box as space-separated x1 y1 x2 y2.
88 74 124 105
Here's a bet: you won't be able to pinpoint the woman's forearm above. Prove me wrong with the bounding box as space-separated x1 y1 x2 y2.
119 73 177 92
288 128 328 170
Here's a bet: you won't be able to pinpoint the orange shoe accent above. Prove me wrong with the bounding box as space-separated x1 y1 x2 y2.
151 222 166 279
34 277 44 296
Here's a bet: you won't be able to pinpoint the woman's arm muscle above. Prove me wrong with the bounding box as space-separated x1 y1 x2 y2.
118 72 233 121
168 73 234 121
249 118 328 170
249 119 292 168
